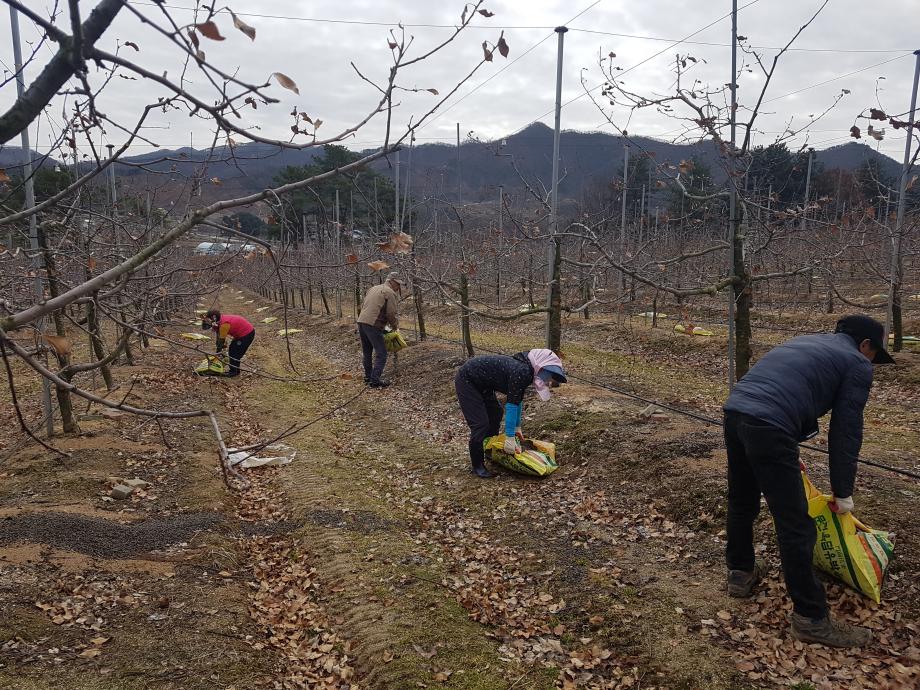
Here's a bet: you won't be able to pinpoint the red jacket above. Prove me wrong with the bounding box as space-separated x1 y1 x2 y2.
212 314 254 340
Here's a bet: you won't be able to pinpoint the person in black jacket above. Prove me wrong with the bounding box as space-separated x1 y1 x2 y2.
455 349 567 478
722 314 893 648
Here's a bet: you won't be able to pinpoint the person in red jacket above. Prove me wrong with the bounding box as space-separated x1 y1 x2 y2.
201 309 255 377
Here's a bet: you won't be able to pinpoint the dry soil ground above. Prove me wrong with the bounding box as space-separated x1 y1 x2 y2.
0 288 918 690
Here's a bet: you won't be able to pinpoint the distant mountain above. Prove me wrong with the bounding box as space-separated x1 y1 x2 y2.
814 142 902 180
367 122 728 202
2 127 903 206
0 146 60 173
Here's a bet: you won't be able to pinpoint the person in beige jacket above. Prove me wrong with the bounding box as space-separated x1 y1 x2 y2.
357 272 403 387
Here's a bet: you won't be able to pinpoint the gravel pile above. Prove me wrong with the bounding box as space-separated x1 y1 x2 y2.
0 511 223 558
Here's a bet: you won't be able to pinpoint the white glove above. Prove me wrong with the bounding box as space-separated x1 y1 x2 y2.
831 495 854 514
502 436 521 455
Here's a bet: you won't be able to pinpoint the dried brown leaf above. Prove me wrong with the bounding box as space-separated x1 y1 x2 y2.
42 335 72 357
195 21 225 41
229 11 256 41
412 643 437 659
272 72 300 94
497 35 509 58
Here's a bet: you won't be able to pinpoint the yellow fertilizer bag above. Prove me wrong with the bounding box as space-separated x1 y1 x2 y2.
195 353 228 376
384 330 408 353
484 436 558 477
802 470 894 603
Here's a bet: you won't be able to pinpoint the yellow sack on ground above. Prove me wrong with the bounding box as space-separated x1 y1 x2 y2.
384 330 408 353
180 332 211 341
484 436 558 477
673 324 714 336
195 353 228 376
802 470 894 603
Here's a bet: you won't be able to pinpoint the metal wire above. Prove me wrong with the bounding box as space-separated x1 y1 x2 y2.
424 332 920 482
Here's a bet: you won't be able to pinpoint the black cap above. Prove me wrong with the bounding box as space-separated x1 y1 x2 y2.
834 314 895 364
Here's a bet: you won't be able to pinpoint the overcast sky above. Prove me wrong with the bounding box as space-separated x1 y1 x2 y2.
1 0 918 161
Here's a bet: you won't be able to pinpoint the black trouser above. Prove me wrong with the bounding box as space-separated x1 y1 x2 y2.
228 329 255 375
358 323 388 382
724 410 828 620
455 372 503 470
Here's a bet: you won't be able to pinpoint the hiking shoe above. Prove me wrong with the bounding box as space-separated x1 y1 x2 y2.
727 560 765 598
368 379 390 388
472 464 496 479
790 612 872 648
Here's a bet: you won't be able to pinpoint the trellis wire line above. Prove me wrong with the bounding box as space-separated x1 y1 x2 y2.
422 331 920 482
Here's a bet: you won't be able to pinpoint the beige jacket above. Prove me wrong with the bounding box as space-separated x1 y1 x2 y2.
357 283 399 330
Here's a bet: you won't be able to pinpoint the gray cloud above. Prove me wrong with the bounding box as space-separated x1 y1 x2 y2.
1 0 916 160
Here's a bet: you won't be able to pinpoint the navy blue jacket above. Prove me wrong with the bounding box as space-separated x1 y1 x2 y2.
724 333 873 498
457 352 533 405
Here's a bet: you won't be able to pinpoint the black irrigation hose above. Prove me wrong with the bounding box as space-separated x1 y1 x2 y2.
425 333 920 483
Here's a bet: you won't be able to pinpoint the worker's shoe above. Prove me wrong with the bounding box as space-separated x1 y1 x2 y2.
790 612 872 648
369 379 390 388
726 560 765 598
471 461 496 479
225 370 240 378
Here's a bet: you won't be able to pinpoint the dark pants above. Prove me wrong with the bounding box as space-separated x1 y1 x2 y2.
228 329 255 375
358 323 388 382
455 372 503 471
724 411 828 620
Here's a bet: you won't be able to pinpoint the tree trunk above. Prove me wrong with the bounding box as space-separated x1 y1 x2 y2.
87 295 114 390
413 274 426 341
459 273 474 358
732 203 752 379
546 238 562 352
121 318 135 366
354 271 361 320
527 255 535 308
320 284 331 315
892 282 903 352
39 232 80 434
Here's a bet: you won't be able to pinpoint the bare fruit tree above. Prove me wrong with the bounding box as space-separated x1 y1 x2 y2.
0 0 510 476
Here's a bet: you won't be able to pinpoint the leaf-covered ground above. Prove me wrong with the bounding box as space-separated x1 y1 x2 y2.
1 288 918 689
